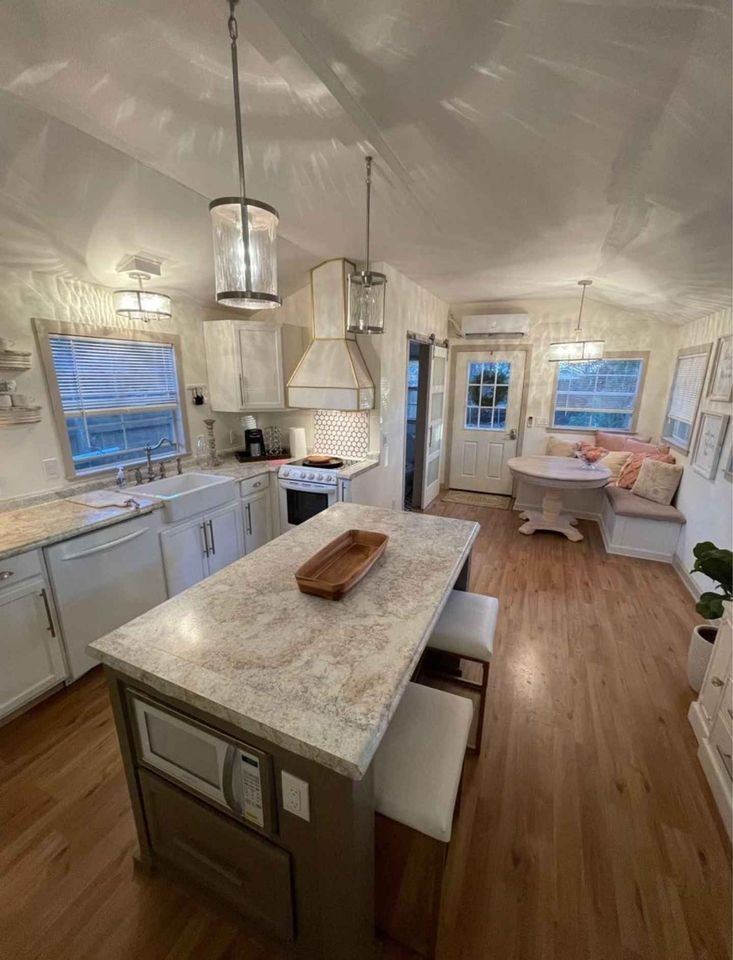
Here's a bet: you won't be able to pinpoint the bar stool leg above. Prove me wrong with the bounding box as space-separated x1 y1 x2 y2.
472 662 489 756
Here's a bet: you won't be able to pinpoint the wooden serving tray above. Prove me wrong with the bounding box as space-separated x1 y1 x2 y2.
295 529 388 600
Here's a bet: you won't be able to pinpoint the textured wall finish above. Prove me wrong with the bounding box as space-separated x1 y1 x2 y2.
313 410 369 460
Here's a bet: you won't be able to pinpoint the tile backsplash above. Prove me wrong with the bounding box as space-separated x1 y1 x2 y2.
313 410 370 460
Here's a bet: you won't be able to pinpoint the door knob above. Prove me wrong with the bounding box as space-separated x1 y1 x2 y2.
508 428 517 440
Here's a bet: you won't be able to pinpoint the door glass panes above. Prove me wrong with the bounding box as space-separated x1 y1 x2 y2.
465 361 511 430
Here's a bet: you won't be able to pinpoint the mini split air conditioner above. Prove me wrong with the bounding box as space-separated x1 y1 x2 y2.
458 314 530 339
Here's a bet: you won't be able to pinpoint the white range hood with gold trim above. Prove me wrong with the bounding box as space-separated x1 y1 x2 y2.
287 258 375 411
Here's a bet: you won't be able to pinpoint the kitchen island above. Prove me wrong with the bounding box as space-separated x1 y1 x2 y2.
89 502 479 958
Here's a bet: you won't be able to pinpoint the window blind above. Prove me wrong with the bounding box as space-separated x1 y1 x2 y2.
49 334 179 415
667 352 708 424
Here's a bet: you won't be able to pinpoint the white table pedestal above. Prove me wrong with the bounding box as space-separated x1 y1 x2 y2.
507 455 612 544
518 490 582 541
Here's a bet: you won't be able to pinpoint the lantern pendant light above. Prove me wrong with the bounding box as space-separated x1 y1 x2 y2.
210 0 280 310
347 156 386 334
114 272 171 323
547 279 604 362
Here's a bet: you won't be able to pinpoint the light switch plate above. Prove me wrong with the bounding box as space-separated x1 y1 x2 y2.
42 458 61 480
281 771 310 821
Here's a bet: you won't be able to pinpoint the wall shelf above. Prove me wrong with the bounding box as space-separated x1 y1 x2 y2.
0 351 32 370
0 406 42 426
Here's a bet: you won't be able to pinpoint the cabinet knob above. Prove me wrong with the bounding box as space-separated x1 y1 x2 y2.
0 570 14 581
711 676 724 687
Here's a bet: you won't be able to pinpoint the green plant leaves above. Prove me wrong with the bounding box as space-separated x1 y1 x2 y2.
690 542 733 596
696 591 726 621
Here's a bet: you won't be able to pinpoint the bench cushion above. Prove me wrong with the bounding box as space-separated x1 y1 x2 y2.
604 485 685 523
374 682 472 843
428 591 498 662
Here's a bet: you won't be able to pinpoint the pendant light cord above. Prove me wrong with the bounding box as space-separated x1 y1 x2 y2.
364 156 372 276
576 279 591 333
228 0 252 293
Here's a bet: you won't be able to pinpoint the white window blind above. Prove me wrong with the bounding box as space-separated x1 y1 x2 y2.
667 353 708 424
49 334 179 415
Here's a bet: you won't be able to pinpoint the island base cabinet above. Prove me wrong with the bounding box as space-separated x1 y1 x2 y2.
139 768 295 943
0 577 66 720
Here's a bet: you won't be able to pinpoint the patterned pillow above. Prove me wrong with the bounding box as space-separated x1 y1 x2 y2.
632 458 683 505
617 451 676 489
598 450 631 479
579 442 608 463
546 435 579 457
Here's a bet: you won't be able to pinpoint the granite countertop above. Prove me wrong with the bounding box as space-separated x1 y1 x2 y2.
89 502 479 780
0 496 162 562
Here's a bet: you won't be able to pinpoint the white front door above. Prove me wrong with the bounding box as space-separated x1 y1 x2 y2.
448 350 525 494
421 345 448 508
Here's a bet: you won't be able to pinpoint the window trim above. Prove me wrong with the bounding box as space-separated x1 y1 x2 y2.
548 350 649 434
33 318 191 480
660 342 712 453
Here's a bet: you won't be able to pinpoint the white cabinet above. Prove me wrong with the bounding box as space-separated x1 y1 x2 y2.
161 502 244 596
689 604 733 838
0 551 66 720
204 320 307 413
243 491 270 553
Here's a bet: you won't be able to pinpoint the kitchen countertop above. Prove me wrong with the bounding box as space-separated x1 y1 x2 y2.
89 502 479 779
0 496 162 562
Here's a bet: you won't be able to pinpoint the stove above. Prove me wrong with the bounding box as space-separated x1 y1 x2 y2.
278 457 360 530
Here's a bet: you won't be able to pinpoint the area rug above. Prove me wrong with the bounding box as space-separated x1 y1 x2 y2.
442 490 512 510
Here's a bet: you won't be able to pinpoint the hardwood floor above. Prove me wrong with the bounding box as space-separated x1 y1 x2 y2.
0 505 730 960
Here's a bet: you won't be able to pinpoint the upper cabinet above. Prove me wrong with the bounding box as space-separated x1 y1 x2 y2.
204 321 307 413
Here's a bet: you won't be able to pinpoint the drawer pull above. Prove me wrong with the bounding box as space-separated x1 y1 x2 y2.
253 480 262 488
172 836 243 887
0 570 14 581
711 677 724 687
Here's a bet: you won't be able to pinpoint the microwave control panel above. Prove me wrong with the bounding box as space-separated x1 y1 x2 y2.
240 750 265 828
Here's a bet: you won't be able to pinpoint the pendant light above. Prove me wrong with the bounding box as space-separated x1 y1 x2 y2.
210 0 280 310
114 272 171 323
347 156 386 334
547 279 604 361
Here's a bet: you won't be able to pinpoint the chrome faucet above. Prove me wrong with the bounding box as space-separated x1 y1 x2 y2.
145 437 177 481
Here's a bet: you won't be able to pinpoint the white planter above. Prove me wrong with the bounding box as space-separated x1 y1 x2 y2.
688 624 719 692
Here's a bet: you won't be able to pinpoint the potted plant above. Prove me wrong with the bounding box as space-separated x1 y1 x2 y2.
687 541 733 692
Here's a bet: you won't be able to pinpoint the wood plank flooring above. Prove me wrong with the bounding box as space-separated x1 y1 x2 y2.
0 505 730 960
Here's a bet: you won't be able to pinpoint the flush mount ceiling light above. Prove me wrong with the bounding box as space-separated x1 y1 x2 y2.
347 156 386 335
210 0 280 310
547 279 604 361
114 258 171 323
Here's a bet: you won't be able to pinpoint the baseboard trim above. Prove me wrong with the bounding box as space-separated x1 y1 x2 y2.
673 555 701 600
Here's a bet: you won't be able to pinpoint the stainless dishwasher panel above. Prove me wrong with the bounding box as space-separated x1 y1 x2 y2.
45 512 167 680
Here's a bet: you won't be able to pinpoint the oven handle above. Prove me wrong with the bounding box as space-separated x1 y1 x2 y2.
279 478 336 494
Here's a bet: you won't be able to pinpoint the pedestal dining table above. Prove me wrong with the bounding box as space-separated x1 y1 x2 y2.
507 455 611 542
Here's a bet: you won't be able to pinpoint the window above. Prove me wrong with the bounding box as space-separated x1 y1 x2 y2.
465 361 510 430
551 355 646 431
36 321 188 477
407 358 419 422
662 344 712 451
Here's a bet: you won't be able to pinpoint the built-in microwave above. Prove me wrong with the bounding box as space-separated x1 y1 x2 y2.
130 692 276 834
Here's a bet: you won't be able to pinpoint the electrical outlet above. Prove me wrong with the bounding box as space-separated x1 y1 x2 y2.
281 771 310 821
42 458 61 481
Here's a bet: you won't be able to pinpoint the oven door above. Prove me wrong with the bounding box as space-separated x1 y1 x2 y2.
279 479 337 530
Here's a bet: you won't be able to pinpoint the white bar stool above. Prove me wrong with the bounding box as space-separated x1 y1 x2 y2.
426 590 498 755
373 681 472 957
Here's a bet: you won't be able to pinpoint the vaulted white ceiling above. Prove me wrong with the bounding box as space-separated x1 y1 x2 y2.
0 0 730 321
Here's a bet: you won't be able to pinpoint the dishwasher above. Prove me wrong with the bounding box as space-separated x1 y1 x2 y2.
45 511 168 680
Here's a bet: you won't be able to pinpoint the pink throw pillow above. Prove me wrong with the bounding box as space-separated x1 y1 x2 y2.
595 431 629 452
617 451 676 489
623 438 671 455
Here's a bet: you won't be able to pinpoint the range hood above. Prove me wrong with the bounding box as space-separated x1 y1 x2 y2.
287 258 375 411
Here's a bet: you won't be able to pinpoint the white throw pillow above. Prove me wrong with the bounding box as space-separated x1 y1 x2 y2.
632 458 683 505
546 435 578 457
599 450 631 479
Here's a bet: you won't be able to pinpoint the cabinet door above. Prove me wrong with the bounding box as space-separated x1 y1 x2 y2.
204 320 241 412
700 621 732 726
238 324 284 409
160 519 209 597
242 492 271 554
206 502 244 576
0 578 66 719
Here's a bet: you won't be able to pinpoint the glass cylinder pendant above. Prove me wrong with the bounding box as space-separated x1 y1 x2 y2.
347 270 386 334
113 289 171 323
210 197 281 309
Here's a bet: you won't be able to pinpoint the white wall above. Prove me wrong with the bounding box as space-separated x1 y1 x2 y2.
668 307 733 590
357 262 449 509
0 267 233 501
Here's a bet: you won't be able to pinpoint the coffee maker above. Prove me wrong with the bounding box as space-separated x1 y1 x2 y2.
244 428 265 458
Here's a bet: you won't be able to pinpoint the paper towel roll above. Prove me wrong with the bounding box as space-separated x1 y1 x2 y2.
289 427 307 460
